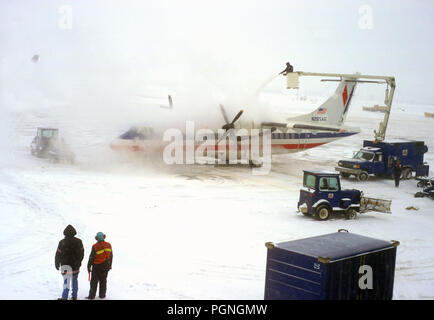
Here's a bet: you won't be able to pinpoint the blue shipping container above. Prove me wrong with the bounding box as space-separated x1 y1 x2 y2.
264 231 399 300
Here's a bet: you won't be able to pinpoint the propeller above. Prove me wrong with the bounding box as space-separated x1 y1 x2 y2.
220 104 244 131
218 105 244 143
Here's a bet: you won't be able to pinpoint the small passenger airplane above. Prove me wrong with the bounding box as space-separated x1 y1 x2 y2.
110 76 360 159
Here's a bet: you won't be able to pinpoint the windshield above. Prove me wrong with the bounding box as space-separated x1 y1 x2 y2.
303 173 316 189
319 177 339 191
353 150 374 161
41 130 57 138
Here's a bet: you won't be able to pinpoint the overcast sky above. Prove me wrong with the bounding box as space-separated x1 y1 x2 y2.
1 0 433 105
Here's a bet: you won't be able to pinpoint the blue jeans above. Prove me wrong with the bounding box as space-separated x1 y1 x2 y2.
62 273 79 299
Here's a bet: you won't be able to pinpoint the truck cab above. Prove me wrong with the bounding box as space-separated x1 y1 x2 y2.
298 171 361 220
337 147 385 181
335 140 429 181
30 128 75 163
31 128 59 156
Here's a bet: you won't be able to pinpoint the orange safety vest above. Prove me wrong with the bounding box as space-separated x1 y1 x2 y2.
92 241 112 265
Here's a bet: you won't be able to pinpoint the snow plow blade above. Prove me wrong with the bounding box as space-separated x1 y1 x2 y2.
360 197 391 213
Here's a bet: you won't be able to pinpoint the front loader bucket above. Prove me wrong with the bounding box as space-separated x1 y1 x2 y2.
360 197 392 213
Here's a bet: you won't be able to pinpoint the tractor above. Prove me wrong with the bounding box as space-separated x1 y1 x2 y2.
30 128 75 163
297 170 391 220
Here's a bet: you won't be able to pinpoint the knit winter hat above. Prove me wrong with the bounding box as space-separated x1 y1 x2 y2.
95 232 105 242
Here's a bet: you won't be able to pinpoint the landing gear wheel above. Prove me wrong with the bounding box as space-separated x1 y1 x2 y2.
249 160 263 168
316 205 331 221
357 171 369 182
346 209 357 220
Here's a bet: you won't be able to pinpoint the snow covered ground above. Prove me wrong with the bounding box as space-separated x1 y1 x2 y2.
0 94 433 300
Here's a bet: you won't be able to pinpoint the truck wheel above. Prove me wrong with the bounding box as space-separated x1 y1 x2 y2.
346 209 357 220
341 173 350 178
402 168 412 180
357 171 369 182
316 205 331 221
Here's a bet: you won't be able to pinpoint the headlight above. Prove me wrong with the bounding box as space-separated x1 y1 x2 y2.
338 161 342 166
353 164 360 169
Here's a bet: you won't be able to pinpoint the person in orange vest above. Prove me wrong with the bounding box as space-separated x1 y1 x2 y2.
86 232 113 299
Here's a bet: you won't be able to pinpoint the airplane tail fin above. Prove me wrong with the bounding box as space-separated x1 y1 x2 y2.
287 78 357 126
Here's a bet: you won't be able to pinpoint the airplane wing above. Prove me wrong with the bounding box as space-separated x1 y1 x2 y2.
262 121 360 133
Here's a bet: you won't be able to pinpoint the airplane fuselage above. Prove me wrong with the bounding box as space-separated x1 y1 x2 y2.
110 127 358 155
110 75 361 159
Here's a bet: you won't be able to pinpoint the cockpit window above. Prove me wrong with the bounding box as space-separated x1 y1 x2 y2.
119 127 148 140
353 151 374 161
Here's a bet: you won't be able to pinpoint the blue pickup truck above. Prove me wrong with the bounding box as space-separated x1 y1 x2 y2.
297 171 391 220
335 140 429 181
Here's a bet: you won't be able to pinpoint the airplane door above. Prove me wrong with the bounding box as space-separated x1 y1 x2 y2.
299 132 309 150
303 133 310 150
295 130 303 151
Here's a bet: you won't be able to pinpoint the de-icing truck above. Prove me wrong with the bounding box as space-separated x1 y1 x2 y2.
335 140 429 181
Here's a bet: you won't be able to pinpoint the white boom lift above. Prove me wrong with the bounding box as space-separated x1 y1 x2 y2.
286 71 396 141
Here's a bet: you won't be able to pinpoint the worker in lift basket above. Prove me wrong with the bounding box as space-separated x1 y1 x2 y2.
279 62 294 75
393 157 403 187
86 232 113 299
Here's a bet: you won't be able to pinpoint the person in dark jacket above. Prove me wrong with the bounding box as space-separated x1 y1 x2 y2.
279 62 294 75
86 232 113 299
393 158 403 187
55 225 84 300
